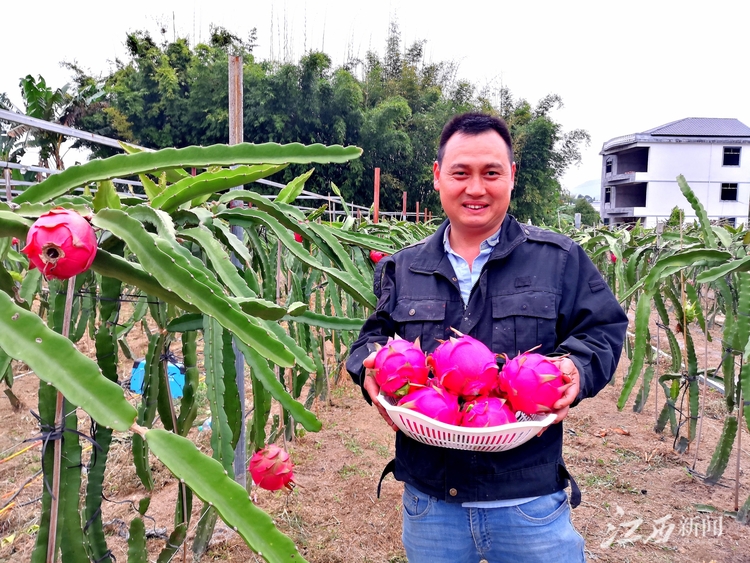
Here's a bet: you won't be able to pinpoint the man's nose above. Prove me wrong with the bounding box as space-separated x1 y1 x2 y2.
465 175 485 195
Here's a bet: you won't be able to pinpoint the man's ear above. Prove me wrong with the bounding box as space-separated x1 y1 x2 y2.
433 161 440 191
511 162 517 185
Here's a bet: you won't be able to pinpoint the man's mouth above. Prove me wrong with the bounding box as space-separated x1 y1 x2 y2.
464 204 488 210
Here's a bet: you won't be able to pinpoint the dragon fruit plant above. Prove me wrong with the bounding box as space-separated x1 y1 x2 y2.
461 397 517 427
0 139 371 562
248 444 296 491
397 384 462 425
498 352 567 415
427 332 499 400
373 336 430 398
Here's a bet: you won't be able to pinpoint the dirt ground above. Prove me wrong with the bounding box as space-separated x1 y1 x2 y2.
1 322 749 563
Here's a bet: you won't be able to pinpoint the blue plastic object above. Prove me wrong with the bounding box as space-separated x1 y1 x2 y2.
130 359 186 399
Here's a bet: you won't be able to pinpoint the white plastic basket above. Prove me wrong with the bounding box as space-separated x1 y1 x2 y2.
377 393 557 453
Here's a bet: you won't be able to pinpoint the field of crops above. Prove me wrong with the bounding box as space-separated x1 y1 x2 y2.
0 145 748 562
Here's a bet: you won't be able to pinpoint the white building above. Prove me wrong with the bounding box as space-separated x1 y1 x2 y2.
600 118 750 228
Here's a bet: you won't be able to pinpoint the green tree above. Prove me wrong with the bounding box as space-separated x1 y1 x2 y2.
505 92 590 223
0 93 26 164
16 75 102 170
667 205 684 227
573 197 600 226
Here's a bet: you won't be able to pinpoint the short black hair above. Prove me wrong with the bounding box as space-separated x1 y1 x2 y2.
436 112 514 165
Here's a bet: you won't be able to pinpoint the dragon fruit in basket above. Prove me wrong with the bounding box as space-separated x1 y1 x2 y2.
427 332 499 400
397 383 462 425
498 351 566 415
373 336 430 398
461 396 517 428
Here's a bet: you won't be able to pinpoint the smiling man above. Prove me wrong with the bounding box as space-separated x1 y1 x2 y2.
434 122 516 262
347 113 628 563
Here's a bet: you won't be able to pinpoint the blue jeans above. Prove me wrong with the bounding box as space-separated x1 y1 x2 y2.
401 484 586 563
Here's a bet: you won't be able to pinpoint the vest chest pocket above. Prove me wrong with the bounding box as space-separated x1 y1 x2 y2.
391 299 447 350
491 292 557 355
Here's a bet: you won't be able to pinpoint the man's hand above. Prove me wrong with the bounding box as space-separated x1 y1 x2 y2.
536 356 579 436
548 356 580 423
363 352 398 432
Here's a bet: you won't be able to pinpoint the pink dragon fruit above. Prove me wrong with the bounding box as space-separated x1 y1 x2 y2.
373 336 430 398
248 444 295 491
427 333 499 400
397 384 462 425
22 207 97 280
498 352 566 415
461 397 517 428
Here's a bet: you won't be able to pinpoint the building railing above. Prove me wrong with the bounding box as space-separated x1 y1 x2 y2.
601 134 636 152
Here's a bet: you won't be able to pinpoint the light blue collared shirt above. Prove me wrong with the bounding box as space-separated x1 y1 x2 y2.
443 224 501 307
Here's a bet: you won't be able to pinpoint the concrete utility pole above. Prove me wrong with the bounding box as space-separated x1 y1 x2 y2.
228 55 247 488
373 168 380 223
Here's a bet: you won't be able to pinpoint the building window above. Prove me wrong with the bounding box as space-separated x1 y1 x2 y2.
605 158 612 174
721 183 738 201
604 187 611 203
720 217 736 227
723 147 741 166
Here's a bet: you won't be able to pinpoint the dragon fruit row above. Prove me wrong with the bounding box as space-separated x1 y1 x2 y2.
372 333 567 427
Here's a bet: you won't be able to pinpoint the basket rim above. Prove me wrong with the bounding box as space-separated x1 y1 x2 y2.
377 392 557 435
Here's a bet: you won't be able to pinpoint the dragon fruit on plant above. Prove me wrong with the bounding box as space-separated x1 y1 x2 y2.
427 332 499 400
461 396 517 428
397 384 461 425
369 249 388 263
373 336 430 398
248 444 295 491
498 352 566 415
22 207 97 280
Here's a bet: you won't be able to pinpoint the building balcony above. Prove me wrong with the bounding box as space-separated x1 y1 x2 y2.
605 171 648 184
601 205 634 215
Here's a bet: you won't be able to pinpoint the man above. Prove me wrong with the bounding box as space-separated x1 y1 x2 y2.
346 113 628 563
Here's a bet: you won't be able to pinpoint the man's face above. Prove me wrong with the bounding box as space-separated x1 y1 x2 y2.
433 130 516 241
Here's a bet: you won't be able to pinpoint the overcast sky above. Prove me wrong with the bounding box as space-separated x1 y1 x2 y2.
4 0 750 196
